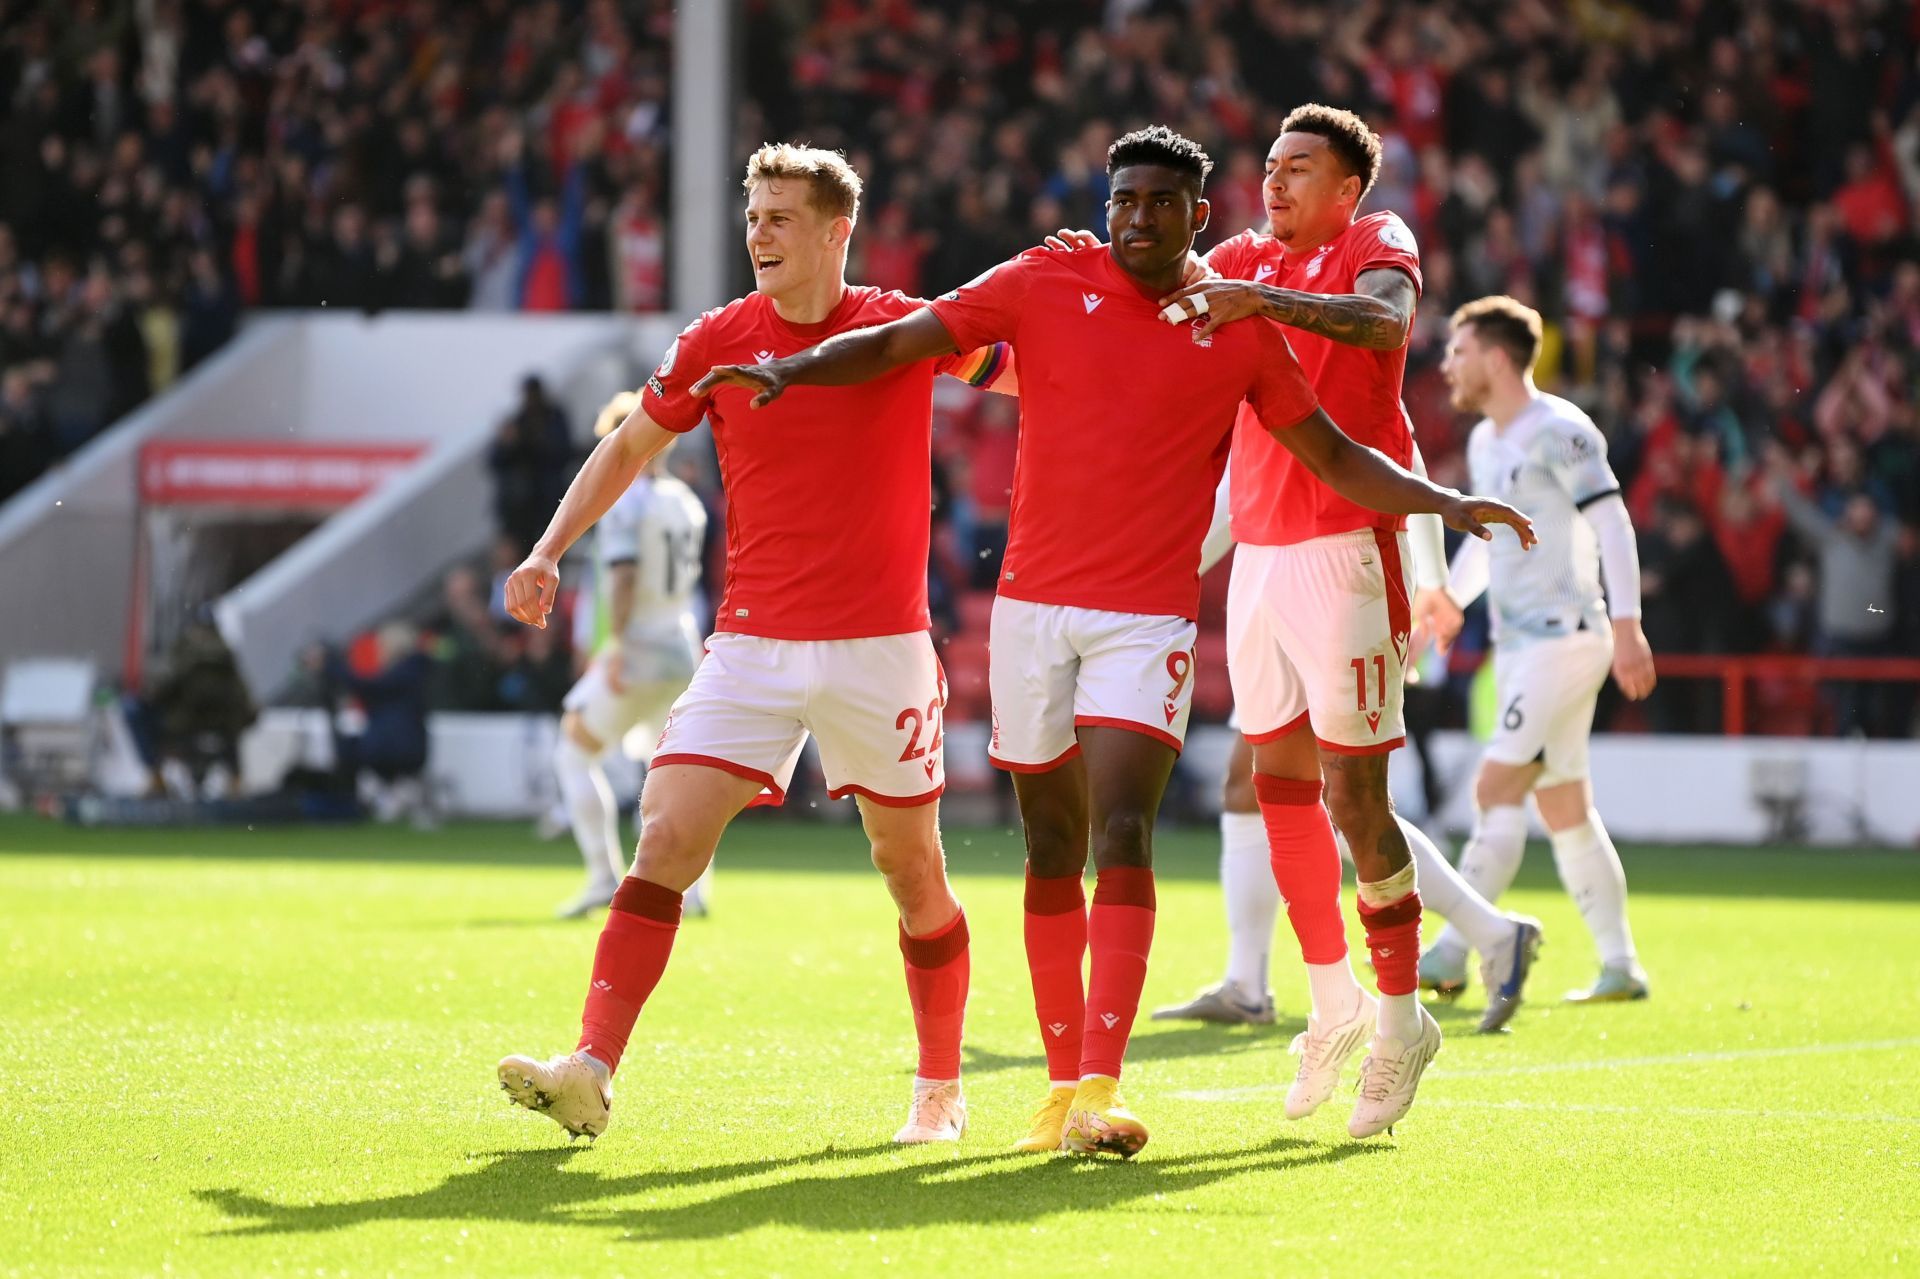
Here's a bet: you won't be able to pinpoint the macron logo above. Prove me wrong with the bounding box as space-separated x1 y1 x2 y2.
1082 292 1104 314
754 349 776 364
1100 1012 1119 1029
1254 264 1277 282
593 979 613 991
1048 1022 1068 1037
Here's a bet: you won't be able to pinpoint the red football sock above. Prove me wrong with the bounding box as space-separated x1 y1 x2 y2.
899 909 970 1080
1359 891 1422 997
1023 869 1088 1082
576 877 682 1074
1255 773 1349 965
1079 865 1156 1081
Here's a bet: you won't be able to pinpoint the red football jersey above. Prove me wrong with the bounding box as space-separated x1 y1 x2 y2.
1208 210 1423 546
644 287 1006 640
928 245 1320 619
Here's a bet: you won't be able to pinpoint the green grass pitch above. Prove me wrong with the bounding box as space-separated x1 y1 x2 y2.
3 813 1916 1277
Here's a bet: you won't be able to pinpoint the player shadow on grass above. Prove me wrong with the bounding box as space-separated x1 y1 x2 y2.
595 1133 1386 1242
194 1143 897 1238
195 1134 1385 1243
958 1022 1289 1079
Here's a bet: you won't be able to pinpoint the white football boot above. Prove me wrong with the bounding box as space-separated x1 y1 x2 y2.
893 1078 966 1144
1348 1003 1443 1138
498 1051 611 1140
1285 992 1378 1119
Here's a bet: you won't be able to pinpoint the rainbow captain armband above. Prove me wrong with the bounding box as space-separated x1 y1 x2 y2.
951 342 1011 387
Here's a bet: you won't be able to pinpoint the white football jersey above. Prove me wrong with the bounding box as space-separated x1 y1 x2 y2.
1465 393 1618 646
596 473 707 646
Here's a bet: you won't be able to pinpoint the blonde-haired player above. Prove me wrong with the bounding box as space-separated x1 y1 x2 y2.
496 143 1014 1148
1420 295 1656 1004
551 391 708 919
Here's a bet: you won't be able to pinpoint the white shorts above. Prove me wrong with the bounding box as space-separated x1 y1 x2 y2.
987 596 1198 770
652 631 947 807
562 627 701 759
1226 530 1413 755
1485 627 1613 786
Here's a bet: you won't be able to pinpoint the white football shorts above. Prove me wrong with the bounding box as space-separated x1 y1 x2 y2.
651 630 947 807
1226 530 1414 755
987 595 1198 770
1485 627 1613 786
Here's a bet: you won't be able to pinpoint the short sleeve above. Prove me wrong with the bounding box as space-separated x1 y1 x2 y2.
1203 229 1259 280
1350 213 1423 297
925 250 1041 352
641 315 712 434
1245 321 1320 431
1547 416 1620 507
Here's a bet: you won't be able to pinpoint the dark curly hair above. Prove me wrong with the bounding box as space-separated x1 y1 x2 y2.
1279 103 1382 198
1106 125 1214 196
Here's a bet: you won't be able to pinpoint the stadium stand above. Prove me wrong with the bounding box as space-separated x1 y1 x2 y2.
1 0 1915 737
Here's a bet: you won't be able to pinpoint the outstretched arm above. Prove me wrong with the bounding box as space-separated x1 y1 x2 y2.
693 309 959 408
1272 409 1536 545
1158 267 1417 348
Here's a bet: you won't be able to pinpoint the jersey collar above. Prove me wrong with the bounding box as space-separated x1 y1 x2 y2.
767 285 864 341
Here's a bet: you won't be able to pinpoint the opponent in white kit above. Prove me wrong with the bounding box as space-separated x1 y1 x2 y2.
552 390 709 919
1418 295 1657 1003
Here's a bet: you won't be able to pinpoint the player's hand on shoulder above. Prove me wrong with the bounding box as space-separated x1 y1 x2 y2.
505 554 560 629
1610 617 1657 701
692 362 784 409
1412 586 1465 652
1042 228 1102 252
1441 493 1536 548
1158 279 1261 338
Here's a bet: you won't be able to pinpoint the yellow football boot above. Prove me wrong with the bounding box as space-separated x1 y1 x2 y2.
1010 1085 1075 1153
1061 1075 1148 1157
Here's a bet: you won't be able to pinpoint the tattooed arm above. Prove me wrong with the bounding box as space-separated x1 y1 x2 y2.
1157 266 1416 350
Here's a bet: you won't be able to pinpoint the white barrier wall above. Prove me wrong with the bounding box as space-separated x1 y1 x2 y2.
237 713 1920 846
0 312 690 691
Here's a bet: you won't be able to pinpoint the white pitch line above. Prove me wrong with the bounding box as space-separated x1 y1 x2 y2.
1172 1036 1920 1103
1418 1098 1920 1126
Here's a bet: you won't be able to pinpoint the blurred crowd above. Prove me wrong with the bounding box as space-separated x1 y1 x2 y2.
747 0 1920 734
4 1 1918 735
0 0 679 502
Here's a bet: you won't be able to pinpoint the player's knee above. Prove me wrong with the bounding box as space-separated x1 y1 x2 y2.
1019 810 1084 874
1533 780 1590 831
868 829 941 880
631 808 708 879
1475 762 1532 811
1091 806 1153 868
1322 762 1391 848
1221 771 1257 813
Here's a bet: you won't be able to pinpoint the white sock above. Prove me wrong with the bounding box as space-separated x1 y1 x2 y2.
1550 810 1637 968
1432 804 1529 959
1306 961 1364 1026
1398 815 1510 953
553 736 622 889
1220 809 1279 999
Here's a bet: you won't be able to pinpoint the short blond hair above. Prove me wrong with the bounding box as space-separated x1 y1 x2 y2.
594 390 641 439
1450 295 1544 373
742 143 862 223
